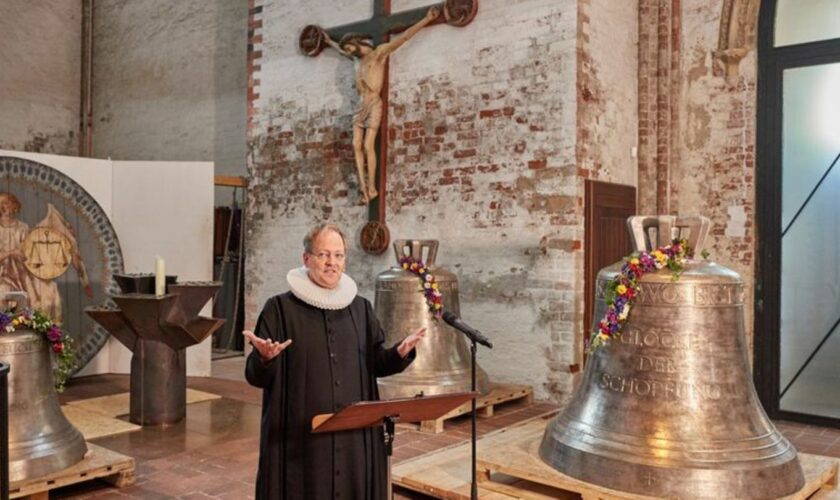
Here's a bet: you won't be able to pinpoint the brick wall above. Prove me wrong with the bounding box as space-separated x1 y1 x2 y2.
638 0 758 349
679 0 758 349
639 0 757 345
577 0 639 187
246 0 771 400
574 0 640 372
248 0 645 401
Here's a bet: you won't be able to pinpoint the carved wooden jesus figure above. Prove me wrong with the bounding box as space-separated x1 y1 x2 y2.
321 6 440 204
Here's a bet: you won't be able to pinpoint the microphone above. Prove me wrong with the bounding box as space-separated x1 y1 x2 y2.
442 311 493 349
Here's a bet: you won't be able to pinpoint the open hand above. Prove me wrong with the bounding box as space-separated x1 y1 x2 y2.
397 327 427 358
243 330 292 362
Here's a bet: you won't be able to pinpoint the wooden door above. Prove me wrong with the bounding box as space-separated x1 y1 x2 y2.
584 180 636 353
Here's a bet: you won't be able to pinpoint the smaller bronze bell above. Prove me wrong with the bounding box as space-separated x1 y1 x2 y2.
375 240 490 399
0 293 87 482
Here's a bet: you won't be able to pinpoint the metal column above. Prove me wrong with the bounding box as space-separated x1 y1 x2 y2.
1 362 9 500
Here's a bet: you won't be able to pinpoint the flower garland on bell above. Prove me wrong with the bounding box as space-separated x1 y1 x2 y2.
399 256 443 319
588 239 691 353
0 309 75 392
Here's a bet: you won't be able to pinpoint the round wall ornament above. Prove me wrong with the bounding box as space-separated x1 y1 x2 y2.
360 220 390 255
0 156 124 374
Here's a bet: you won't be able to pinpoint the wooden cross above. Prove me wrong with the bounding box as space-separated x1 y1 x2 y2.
300 0 478 254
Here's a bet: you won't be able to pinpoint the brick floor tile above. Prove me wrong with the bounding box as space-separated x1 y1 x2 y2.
178 493 216 500
60 373 840 500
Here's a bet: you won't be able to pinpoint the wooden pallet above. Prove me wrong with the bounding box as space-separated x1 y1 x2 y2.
395 418 840 500
418 383 533 434
477 420 840 500
394 441 569 499
9 442 135 499
394 415 567 499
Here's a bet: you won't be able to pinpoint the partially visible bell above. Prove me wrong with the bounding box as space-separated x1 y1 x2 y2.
539 215 804 499
1 324 87 482
376 240 490 399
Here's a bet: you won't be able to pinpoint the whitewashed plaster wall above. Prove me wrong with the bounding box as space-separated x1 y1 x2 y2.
673 0 758 349
91 0 248 205
0 0 81 155
245 0 621 402
577 0 639 188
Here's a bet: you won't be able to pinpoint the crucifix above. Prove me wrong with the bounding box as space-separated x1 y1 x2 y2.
299 0 478 254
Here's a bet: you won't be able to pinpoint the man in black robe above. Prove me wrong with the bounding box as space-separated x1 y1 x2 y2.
244 223 426 499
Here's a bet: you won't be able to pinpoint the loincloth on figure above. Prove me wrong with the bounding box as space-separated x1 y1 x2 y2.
353 95 383 129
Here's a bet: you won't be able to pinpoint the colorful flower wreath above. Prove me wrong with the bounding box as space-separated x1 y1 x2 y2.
399 256 443 319
0 309 75 392
588 238 692 353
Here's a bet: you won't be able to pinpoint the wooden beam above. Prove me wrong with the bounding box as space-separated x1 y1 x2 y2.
214 175 247 187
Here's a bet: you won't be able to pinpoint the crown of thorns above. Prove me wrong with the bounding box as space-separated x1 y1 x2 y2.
339 33 374 48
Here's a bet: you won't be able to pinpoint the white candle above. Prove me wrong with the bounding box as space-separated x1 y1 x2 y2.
155 256 166 296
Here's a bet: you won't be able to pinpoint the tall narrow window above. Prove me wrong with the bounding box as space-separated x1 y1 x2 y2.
757 0 840 426
775 0 840 47
779 63 840 418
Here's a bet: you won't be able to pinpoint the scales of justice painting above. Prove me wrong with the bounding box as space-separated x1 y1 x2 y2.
0 194 92 321
0 156 123 373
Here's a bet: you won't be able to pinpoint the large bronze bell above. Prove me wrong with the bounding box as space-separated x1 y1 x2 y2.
539 215 805 499
376 240 489 399
0 295 87 482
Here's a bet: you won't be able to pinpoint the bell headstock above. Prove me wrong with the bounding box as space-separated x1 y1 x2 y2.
627 215 711 256
0 291 30 311
393 239 439 267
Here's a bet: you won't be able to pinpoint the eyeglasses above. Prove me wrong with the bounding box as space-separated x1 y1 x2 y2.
309 251 346 262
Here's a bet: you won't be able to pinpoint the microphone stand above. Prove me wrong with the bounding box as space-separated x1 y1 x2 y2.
384 415 397 500
441 311 491 500
470 339 478 500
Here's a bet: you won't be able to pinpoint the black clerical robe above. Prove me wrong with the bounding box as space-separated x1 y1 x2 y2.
245 292 415 500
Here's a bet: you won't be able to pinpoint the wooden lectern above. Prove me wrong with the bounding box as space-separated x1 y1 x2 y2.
312 392 477 499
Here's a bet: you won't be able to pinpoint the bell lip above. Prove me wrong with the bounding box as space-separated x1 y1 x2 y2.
378 367 492 398
538 433 805 499
8 425 88 483
9 447 89 483
542 409 800 466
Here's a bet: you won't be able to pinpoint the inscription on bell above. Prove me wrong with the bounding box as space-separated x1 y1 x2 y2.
602 324 742 403
0 338 45 355
619 327 691 350
597 373 745 402
637 355 678 374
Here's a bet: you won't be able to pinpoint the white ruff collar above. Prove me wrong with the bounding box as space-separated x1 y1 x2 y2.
286 266 357 310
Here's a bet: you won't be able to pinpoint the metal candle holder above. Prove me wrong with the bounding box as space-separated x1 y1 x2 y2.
85 274 225 426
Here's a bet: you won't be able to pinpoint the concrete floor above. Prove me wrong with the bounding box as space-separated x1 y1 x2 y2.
41 356 840 499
